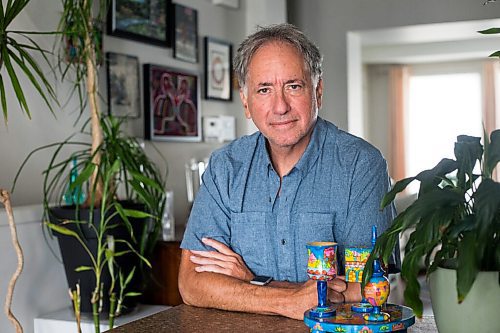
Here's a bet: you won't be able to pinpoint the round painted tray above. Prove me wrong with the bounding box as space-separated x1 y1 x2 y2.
304 303 415 333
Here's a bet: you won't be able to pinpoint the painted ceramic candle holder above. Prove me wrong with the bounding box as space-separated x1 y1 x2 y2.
345 246 373 313
306 241 338 318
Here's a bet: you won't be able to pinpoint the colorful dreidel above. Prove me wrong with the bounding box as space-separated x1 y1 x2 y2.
345 246 373 313
363 226 390 322
306 241 338 318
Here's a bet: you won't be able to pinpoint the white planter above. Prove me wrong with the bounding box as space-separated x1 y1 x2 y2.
429 266 500 332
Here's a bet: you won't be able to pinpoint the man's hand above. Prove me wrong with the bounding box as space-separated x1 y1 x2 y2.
189 237 255 281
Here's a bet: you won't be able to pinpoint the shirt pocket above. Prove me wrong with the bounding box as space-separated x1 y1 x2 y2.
230 212 270 276
295 212 336 279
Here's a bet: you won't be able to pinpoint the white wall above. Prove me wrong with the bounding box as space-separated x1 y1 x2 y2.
0 205 68 333
288 0 500 132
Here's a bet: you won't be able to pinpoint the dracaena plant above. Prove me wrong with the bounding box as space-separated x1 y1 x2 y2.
0 0 58 122
362 130 500 317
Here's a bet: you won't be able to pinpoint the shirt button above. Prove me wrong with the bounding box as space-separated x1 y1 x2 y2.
281 239 286 245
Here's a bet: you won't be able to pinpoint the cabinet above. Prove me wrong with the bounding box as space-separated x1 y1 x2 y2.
144 241 183 306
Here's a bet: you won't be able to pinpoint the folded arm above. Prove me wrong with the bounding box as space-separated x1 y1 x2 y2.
178 238 361 320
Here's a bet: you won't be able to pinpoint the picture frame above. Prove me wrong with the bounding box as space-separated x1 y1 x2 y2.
204 37 233 101
106 52 140 118
173 4 198 63
107 0 172 47
144 64 201 142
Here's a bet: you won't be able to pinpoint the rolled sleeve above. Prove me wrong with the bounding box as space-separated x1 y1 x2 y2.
180 153 232 251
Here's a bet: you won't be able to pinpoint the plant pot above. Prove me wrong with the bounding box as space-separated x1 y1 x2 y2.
49 202 148 314
429 266 500 333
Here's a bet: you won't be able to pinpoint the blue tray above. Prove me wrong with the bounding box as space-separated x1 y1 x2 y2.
304 303 415 333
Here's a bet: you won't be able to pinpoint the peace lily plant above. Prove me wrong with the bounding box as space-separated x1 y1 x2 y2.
362 131 500 317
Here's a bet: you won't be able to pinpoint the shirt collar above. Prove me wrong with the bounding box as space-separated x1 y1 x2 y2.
258 117 330 177
293 117 328 177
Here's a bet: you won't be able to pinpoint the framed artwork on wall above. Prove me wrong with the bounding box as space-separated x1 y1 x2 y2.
106 52 140 118
107 0 172 47
204 37 233 101
144 64 201 142
173 4 198 63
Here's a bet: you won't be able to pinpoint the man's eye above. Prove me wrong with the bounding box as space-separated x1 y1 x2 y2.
258 87 270 94
287 84 302 90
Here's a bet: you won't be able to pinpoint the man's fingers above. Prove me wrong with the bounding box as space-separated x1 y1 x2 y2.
201 237 235 256
191 250 239 264
328 278 348 293
194 264 230 275
328 290 345 304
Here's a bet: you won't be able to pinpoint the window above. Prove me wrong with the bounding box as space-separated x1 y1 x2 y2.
406 67 483 181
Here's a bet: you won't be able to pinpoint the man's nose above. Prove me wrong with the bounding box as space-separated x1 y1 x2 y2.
273 90 291 114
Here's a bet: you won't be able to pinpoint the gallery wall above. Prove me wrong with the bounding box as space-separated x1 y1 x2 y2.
0 1 285 331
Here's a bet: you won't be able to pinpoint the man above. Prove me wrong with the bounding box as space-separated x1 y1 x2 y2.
178 23 396 320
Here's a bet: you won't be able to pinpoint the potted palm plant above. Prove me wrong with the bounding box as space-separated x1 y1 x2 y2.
362 131 500 332
11 1 167 331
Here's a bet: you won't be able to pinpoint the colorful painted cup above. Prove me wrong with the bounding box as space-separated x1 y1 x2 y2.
344 247 371 283
306 242 338 281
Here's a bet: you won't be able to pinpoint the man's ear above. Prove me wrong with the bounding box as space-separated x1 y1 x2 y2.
240 89 251 119
316 79 323 109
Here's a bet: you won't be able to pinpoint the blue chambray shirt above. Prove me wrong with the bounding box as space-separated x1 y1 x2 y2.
181 117 396 282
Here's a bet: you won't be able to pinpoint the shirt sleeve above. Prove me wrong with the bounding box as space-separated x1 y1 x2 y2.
335 147 400 274
180 152 232 251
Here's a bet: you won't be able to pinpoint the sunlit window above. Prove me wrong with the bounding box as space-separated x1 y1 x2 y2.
406 71 483 191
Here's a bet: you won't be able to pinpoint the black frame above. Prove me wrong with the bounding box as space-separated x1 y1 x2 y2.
144 64 201 142
107 0 172 47
204 37 233 101
173 4 198 63
106 52 141 118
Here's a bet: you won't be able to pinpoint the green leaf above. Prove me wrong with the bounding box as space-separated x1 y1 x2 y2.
0 76 7 122
478 27 500 34
473 179 500 239
415 158 458 194
122 209 153 219
124 267 136 286
380 177 415 209
75 266 93 272
485 129 500 176
69 162 95 192
454 135 482 188
46 222 79 238
456 232 479 303
488 50 500 58
124 292 141 297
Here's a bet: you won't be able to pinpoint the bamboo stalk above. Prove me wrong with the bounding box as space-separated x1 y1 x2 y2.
1 189 24 333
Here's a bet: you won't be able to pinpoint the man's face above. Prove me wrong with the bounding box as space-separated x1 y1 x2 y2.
240 41 322 150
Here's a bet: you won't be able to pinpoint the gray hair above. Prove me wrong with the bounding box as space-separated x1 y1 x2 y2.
233 23 323 93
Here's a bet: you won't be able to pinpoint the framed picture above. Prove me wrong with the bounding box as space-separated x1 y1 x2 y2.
173 4 198 63
204 37 233 101
144 64 201 142
107 0 172 47
106 52 140 118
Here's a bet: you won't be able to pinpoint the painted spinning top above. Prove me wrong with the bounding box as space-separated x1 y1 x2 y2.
362 226 390 322
306 241 338 318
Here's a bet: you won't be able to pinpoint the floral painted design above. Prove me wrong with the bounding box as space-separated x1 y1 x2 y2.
312 322 324 331
357 326 373 333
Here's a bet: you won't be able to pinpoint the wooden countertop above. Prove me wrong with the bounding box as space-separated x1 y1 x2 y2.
105 304 437 332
